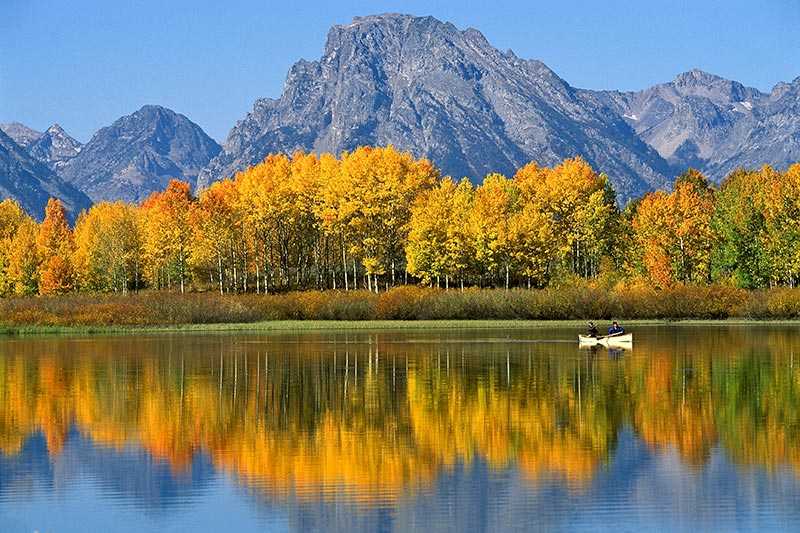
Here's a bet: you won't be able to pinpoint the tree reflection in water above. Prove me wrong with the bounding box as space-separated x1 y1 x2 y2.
1 326 800 507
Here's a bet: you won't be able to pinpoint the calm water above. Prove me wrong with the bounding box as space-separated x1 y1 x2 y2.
2 325 800 532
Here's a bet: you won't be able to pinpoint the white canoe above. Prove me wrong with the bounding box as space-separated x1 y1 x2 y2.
578 333 633 347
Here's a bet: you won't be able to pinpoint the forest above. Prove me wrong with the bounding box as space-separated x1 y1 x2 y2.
1 146 800 320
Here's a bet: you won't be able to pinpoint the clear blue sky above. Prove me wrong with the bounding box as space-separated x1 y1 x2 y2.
2 0 798 143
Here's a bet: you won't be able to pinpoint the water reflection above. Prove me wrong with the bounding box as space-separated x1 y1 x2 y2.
2 326 800 531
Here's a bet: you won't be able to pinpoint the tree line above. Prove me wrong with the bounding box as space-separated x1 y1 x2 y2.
0 145 798 296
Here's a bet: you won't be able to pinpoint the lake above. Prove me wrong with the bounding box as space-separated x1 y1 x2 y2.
2 324 800 532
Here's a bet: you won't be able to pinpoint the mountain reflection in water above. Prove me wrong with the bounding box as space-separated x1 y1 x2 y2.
2 326 800 532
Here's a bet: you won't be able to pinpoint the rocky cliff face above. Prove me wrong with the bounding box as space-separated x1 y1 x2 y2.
27 124 83 171
0 129 91 220
597 70 800 181
0 122 43 149
198 14 673 201
705 77 800 180
59 105 221 203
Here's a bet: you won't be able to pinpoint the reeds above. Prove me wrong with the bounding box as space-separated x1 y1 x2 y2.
0 284 789 327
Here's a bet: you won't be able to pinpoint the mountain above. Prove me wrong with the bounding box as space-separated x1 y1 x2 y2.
709 77 800 180
597 70 800 181
59 105 221 203
0 122 43 149
27 124 83 171
9 14 799 203
198 14 673 201
0 129 91 220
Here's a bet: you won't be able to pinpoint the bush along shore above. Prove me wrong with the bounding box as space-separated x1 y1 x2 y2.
3 285 800 328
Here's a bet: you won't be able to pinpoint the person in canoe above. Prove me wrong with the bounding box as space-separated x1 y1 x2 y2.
587 321 599 338
608 321 625 336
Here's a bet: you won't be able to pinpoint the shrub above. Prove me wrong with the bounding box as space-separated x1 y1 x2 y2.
743 288 800 319
0 284 796 327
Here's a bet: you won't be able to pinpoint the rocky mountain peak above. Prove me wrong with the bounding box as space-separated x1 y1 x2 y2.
58 105 221 203
0 128 91 220
46 123 67 135
672 68 723 87
28 123 83 171
597 64 799 180
669 69 763 104
0 122 43 149
199 13 672 200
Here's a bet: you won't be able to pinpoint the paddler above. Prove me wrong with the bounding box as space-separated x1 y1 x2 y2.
608 321 625 336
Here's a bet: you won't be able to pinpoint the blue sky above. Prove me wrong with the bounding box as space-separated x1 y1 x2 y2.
2 0 798 143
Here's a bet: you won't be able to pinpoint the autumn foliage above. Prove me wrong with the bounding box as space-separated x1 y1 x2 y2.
0 147 799 301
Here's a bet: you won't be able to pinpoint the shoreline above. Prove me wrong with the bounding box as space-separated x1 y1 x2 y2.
2 318 800 337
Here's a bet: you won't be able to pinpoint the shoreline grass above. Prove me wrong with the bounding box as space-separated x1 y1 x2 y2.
2 318 800 337
4 285 800 337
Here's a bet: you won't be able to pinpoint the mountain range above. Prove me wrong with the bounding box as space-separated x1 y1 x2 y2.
0 128 90 221
2 13 800 213
56 105 221 203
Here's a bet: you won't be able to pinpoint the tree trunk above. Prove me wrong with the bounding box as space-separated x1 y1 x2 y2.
342 241 348 291
218 252 224 295
243 245 248 293
232 244 238 293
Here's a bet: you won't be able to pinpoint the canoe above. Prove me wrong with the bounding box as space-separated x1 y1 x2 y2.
578 333 633 347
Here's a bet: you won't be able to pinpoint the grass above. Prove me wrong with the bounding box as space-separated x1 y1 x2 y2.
3 318 800 337
3 284 800 336
0 319 629 336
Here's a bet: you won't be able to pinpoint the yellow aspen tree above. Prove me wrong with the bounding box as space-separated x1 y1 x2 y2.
140 180 194 292
191 179 238 294
73 202 143 293
632 191 679 288
288 151 323 290
508 202 556 288
234 153 311 291
445 179 476 289
6 217 40 296
0 199 28 295
514 157 615 280
407 177 457 285
631 170 715 287
313 153 351 289
471 173 518 288
339 146 437 292
762 164 800 286
37 198 75 295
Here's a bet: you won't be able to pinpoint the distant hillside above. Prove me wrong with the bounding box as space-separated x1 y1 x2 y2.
58 105 221 203
0 129 91 220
